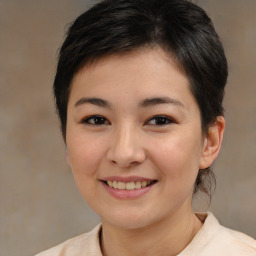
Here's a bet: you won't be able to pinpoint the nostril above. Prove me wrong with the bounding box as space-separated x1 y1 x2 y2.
106 135 146 167
111 158 144 168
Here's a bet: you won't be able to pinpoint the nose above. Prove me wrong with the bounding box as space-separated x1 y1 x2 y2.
106 124 146 168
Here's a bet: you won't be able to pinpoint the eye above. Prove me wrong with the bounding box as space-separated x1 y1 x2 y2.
146 115 175 126
81 115 110 125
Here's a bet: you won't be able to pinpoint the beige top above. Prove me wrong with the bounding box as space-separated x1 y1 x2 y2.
36 212 256 256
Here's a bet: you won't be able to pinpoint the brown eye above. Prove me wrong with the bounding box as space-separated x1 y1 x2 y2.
82 115 110 125
147 116 174 126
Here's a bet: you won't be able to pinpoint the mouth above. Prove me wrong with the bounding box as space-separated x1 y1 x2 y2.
102 180 157 190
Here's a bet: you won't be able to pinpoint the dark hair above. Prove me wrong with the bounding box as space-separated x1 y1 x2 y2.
54 0 228 196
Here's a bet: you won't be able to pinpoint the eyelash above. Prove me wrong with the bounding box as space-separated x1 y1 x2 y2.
81 115 175 126
146 115 175 126
81 115 110 125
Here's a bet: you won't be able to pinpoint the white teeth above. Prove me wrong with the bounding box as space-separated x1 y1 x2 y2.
141 181 147 187
126 182 135 190
107 181 113 187
106 180 153 190
135 181 142 189
117 182 126 190
113 181 118 189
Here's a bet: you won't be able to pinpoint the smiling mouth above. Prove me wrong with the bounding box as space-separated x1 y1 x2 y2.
103 180 157 190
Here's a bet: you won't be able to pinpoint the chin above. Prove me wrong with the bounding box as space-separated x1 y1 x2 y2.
100 209 163 230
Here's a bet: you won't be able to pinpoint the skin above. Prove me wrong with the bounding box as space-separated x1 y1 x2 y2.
66 48 225 256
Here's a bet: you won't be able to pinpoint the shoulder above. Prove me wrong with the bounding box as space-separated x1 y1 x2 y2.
35 224 102 256
199 212 256 256
211 224 256 255
179 212 256 256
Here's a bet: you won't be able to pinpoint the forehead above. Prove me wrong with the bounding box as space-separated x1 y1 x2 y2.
70 48 190 97
67 48 202 123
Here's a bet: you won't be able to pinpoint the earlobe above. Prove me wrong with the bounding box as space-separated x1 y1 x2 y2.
199 116 225 169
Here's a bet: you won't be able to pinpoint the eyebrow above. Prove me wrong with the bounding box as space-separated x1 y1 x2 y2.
74 96 184 109
74 97 111 108
139 97 184 108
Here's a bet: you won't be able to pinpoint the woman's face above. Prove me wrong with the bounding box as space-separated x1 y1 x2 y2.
66 48 208 229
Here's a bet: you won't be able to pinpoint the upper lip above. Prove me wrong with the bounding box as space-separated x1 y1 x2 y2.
100 176 156 182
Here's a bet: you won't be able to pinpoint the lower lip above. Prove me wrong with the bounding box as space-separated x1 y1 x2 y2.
101 181 155 199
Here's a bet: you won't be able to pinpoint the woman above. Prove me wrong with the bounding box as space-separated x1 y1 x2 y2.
36 0 256 255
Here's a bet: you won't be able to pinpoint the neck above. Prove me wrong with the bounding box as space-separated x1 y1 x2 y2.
100 206 202 256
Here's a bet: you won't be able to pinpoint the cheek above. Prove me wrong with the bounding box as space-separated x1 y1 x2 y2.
66 134 107 179
149 132 202 185
66 134 108 204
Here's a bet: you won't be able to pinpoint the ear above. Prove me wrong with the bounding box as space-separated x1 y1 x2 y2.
199 116 225 169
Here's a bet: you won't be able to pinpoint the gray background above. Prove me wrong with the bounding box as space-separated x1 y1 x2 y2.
0 1 255 256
